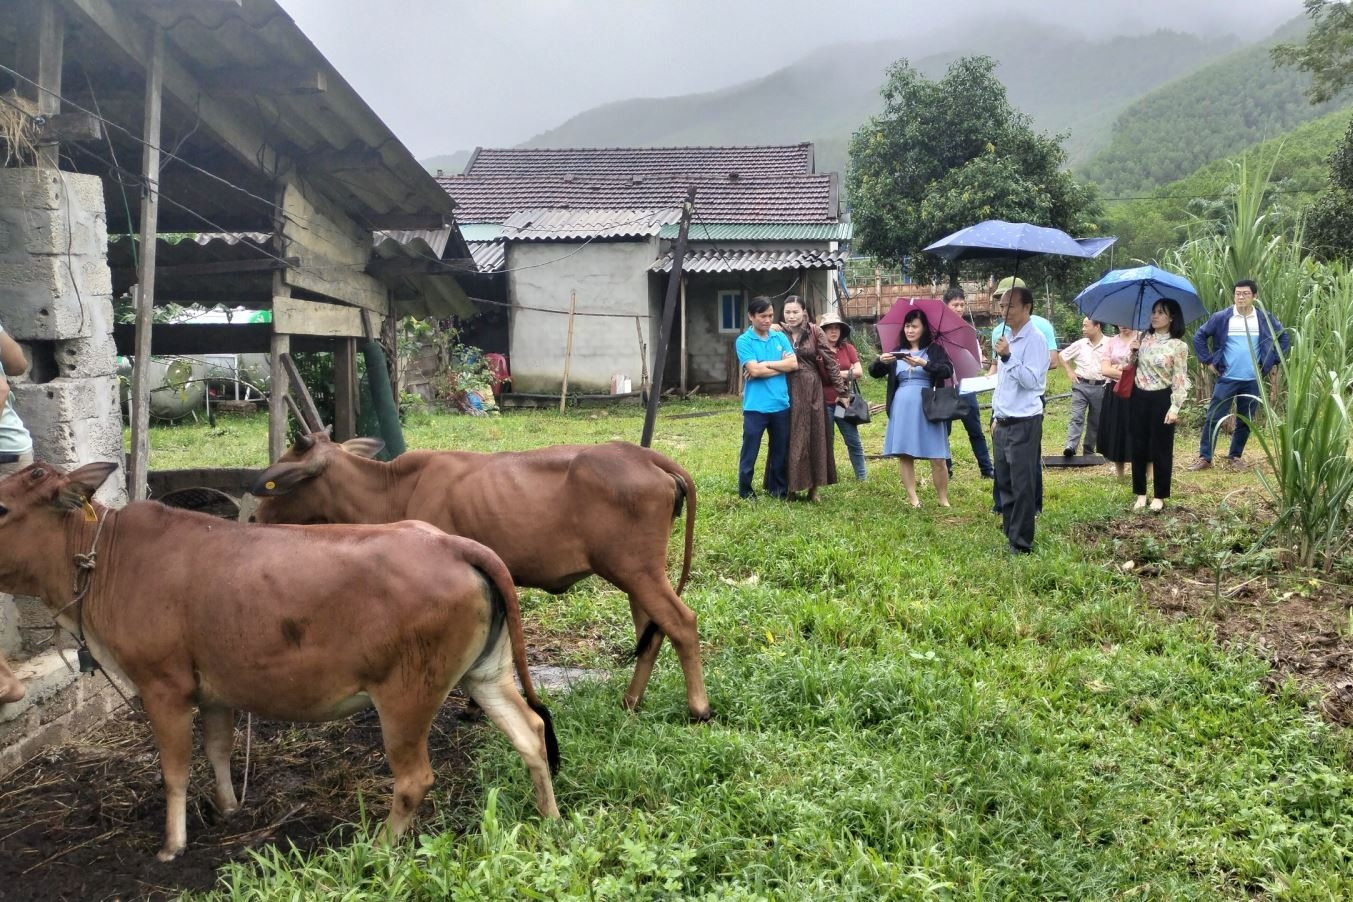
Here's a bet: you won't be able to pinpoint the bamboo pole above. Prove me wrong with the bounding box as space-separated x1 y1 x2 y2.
559 289 576 412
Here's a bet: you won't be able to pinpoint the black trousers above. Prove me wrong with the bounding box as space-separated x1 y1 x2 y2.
1129 387 1175 499
993 415 1042 553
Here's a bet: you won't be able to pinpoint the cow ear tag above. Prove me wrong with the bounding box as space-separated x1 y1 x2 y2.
264 480 277 491
82 499 97 522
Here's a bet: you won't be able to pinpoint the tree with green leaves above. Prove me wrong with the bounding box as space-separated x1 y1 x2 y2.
1274 1 1353 259
846 56 1097 285
1272 0 1353 104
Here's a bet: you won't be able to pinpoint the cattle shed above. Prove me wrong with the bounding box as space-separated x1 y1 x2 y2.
0 0 478 774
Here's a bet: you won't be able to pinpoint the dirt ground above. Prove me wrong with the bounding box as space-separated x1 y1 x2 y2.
0 701 486 902
1087 506 1353 727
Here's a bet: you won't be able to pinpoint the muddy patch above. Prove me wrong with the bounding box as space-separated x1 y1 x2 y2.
1080 507 1353 727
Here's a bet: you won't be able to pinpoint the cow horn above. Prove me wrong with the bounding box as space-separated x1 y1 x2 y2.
294 433 316 453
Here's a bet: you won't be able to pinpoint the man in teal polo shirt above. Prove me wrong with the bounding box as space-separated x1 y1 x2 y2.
736 296 798 499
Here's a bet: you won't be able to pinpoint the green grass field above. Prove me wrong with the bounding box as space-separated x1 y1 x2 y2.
147 375 1353 900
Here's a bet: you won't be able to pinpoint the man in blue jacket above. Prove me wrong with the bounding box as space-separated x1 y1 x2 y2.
1188 279 1289 471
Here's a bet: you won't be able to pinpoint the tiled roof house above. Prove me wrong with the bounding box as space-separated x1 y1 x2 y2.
441 144 851 394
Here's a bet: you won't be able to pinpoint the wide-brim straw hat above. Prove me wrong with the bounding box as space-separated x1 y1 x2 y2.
818 311 851 340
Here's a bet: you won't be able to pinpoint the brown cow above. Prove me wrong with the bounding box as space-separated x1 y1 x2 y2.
251 435 711 721
0 462 560 861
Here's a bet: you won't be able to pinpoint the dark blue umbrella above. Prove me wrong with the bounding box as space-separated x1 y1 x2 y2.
923 220 1102 262
1074 265 1205 330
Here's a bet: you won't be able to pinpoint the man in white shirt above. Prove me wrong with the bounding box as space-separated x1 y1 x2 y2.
1058 318 1109 457
992 286 1048 554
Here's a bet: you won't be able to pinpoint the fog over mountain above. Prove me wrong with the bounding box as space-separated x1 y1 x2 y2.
279 0 1300 158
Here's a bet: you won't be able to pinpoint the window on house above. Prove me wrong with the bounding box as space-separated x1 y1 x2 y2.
718 290 743 333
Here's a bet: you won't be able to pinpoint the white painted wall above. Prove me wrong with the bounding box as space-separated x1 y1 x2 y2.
506 240 659 393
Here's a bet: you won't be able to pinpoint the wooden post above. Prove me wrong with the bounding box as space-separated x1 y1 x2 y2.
641 187 696 447
269 328 290 461
269 259 291 460
127 25 164 501
18 0 63 169
874 267 882 318
559 290 576 412
333 338 357 440
678 274 688 395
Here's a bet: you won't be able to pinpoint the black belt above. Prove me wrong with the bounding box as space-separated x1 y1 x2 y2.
994 414 1042 426
1076 376 1110 385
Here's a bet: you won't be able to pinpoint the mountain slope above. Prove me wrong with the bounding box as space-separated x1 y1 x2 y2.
1099 103 1353 262
517 18 1236 175
1078 15 1336 198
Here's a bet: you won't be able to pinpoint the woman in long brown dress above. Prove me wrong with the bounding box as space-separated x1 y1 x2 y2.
773 296 848 501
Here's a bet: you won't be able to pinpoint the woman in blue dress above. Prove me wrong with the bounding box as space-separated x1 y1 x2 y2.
869 309 953 507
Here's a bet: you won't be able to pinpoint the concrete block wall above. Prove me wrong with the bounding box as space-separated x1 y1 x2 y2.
0 168 126 668
507 241 658 393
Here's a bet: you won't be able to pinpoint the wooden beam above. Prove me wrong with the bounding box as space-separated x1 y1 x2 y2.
36 111 101 143
112 323 336 355
302 143 384 171
284 264 388 314
367 212 454 231
279 353 325 434
59 0 281 174
272 296 375 337
209 65 327 96
128 24 164 502
149 257 296 278
367 257 477 277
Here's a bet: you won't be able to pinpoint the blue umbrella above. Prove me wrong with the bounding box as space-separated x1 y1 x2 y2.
923 219 1102 262
1074 265 1205 330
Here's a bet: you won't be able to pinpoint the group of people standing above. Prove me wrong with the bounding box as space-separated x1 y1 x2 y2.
736 278 1290 558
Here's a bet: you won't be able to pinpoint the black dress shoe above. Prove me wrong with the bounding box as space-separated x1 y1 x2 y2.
1063 447 1076 457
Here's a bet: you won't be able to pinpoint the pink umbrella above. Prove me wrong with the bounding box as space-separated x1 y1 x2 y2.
875 297 983 381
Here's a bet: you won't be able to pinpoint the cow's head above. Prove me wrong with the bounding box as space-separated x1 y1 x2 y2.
0 461 118 588
249 433 385 524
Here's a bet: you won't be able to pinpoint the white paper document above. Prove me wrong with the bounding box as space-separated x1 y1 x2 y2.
958 375 998 394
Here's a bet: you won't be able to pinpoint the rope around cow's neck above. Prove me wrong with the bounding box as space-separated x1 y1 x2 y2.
52 506 137 714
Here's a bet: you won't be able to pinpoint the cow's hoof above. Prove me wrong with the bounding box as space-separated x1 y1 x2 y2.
688 708 715 724
156 845 184 862
620 696 641 713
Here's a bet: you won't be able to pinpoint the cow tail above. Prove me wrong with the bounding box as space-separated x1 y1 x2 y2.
454 536 561 776
657 456 697 596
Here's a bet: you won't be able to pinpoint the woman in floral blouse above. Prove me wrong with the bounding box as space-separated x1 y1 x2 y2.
1129 298 1190 511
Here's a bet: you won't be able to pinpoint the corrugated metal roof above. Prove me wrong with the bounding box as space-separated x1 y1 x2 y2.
651 248 848 274
659 222 853 241
468 241 505 273
459 223 506 242
498 208 679 240
465 145 815 180
442 173 837 223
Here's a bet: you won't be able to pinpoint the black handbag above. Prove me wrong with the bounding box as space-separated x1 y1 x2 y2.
835 379 871 425
921 385 971 422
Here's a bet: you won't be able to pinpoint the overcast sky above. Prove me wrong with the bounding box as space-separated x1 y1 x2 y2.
278 0 1303 159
